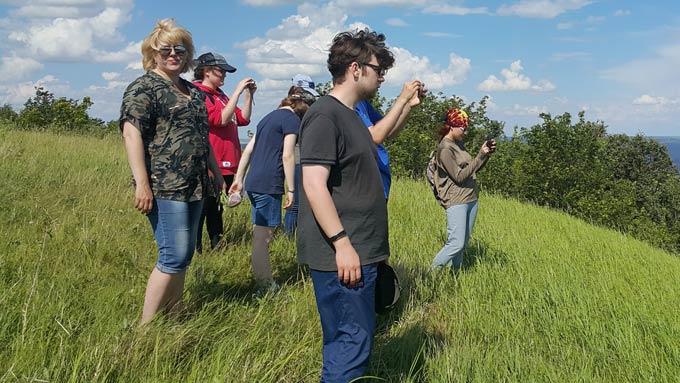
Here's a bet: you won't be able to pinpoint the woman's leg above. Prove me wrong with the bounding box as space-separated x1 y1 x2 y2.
141 199 203 325
252 225 275 285
247 192 282 288
462 200 479 251
141 269 186 324
431 204 468 270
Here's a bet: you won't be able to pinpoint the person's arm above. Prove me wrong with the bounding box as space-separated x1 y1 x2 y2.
440 145 490 184
122 122 153 214
282 134 297 209
228 133 255 195
221 78 255 126
367 80 421 144
388 97 418 139
239 82 255 123
303 164 362 287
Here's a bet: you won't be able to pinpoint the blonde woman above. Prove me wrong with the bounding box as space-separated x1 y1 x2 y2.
120 19 226 324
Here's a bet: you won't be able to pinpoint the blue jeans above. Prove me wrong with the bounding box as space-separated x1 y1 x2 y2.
311 264 378 383
147 198 204 274
247 192 282 227
284 164 300 236
432 200 478 270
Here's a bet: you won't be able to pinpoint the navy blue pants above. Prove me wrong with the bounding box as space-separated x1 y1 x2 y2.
311 264 378 383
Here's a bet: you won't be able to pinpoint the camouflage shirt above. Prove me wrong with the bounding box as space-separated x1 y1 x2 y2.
120 71 210 202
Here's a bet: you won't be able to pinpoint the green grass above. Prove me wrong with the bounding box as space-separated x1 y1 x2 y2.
2 128 679 382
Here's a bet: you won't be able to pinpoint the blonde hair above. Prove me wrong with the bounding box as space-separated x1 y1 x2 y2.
140 19 194 73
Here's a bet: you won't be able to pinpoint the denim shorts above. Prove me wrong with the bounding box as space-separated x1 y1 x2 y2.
247 191 282 227
147 198 204 274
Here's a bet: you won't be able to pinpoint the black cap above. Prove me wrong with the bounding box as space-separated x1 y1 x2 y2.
194 52 236 73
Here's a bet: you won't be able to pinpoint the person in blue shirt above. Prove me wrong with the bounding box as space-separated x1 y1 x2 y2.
229 86 314 295
284 74 319 235
355 81 425 199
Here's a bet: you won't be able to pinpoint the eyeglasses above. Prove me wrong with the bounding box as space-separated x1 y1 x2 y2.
212 67 226 76
361 62 387 78
158 45 187 57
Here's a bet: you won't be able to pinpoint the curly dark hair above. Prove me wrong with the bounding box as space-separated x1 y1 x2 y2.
327 28 395 83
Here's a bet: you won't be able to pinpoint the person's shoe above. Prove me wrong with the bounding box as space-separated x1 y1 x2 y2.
253 281 280 299
210 234 223 249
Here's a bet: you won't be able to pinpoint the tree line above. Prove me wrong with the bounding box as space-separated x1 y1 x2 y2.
2 86 678 253
0 87 118 137
379 91 680 254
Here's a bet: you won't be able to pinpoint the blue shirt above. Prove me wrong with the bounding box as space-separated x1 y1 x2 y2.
244 108 300 195
355 100 391 199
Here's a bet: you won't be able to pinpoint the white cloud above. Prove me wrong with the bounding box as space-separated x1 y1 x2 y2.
614 9 631 17
0 75 71 108
557 22 573 30
586 101 680 135
0 56 44 82
237 2 470 92
601 42 680 93
388 48 471 88
632 95 680 106
496 0 592 19
478 60 555 92
6 4 132 62
385 18 408 27
94 41 141 64
101 72 120 81
10 6 83 18
423 5 489 15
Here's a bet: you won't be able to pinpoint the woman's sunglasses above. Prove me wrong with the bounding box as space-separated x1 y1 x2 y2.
158 45 187 58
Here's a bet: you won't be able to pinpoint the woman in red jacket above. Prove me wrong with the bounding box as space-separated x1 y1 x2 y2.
192 52 255 252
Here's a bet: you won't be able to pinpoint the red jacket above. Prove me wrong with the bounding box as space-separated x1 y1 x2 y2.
194 82 250 175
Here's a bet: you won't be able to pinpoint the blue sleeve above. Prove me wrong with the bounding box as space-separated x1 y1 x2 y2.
365 102 383 125
282 113 301 136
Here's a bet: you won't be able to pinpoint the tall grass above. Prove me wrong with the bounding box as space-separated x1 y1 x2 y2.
1 128 679 382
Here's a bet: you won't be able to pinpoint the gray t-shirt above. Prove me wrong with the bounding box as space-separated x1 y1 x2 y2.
296 95 389 271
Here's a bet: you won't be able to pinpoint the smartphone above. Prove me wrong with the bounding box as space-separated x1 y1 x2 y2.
418 82 426 98
486 133 496 152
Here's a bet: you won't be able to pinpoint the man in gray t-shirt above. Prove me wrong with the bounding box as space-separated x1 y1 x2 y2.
297 29 418 382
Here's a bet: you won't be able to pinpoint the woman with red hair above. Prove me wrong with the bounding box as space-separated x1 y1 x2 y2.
431 109 495 271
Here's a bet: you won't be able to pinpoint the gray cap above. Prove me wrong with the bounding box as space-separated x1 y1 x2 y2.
195 52 236 73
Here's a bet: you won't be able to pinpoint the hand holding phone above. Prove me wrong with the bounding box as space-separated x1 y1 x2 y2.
485 133 496 153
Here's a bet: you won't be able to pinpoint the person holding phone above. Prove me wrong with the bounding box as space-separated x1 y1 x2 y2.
431 109 495 271
192 52 255 252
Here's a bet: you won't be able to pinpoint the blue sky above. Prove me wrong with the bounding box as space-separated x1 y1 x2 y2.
1 0 679 138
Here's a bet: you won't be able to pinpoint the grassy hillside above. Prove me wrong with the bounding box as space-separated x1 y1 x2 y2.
1 128 679 382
